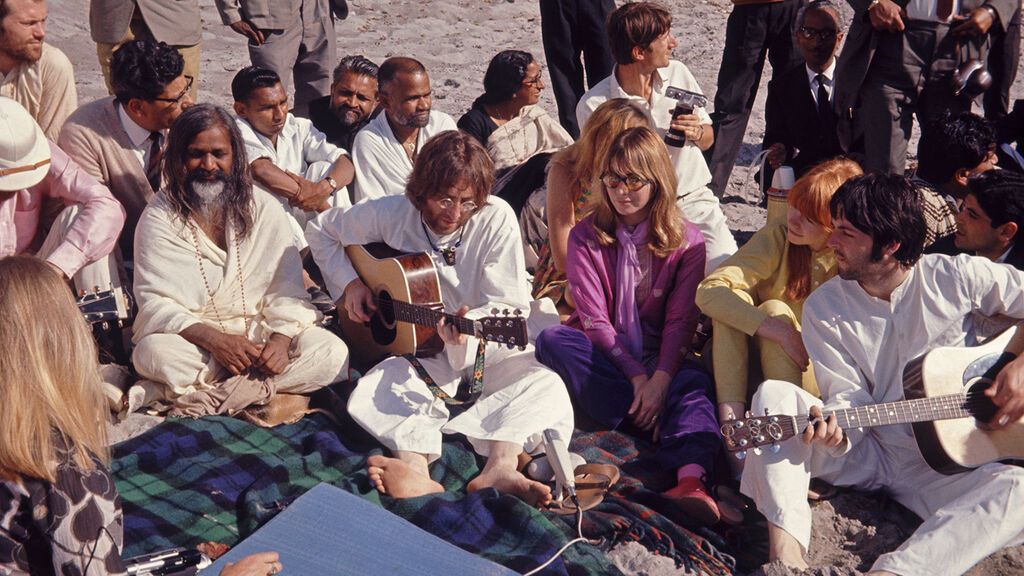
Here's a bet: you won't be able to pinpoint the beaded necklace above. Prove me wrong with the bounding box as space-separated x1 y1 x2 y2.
188 221 249 334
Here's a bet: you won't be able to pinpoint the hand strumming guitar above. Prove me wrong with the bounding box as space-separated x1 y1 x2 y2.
343 278 377 323
437 305 470 347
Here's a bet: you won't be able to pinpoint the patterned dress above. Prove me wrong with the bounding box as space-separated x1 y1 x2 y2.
0 447 126 576
531 181 592 306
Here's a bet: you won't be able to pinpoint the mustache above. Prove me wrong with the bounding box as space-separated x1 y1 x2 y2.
185 168 231 184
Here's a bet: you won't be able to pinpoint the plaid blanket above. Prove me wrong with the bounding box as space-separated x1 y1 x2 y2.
111 412 735 575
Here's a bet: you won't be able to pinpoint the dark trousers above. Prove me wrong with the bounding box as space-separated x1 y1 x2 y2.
860 23 967 175
539 0 616 139
705 0 803 197
984 7 1021 120
535 325 721 473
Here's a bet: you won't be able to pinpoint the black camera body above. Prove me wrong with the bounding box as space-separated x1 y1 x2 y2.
663 86 708 148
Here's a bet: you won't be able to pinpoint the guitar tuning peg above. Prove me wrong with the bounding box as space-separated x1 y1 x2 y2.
514 309 522 316
752 447 763 456
725 413 736 421
770 443 781 454
491 308 498 315
518 345 526 351
503 309 510 316
744 410 752 418
506 343 513 349
735 450 747 461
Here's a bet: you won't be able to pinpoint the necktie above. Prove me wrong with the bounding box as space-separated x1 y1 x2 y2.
937 0 954 20
816 74 833 129
146 131 163 192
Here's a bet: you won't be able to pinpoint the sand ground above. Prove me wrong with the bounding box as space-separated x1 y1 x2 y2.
59 0 1024 573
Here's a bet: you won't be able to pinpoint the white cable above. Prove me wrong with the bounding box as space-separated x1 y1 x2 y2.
522 499 600 576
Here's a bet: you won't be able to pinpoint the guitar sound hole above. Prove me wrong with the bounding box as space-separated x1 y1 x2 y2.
370 290 397 346
966 379 998 423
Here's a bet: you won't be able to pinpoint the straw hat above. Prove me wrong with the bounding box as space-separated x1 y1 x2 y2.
0 97 50 192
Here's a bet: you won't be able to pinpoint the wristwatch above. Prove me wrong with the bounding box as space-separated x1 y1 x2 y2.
324 176 339 191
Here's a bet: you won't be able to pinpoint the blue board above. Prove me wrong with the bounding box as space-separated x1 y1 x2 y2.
202 483 520 575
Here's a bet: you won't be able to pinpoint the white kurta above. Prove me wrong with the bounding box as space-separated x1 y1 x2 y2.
131 189 348 397
577 61 737 274
350 110 457 203
306 195 574 460
237 114 350 237
741 254 1024 575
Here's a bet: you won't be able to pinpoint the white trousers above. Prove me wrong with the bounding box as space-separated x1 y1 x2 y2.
348 344 575 462
133 325 348 399
741 380 1024 575
38 205 123 308
676 186 737 275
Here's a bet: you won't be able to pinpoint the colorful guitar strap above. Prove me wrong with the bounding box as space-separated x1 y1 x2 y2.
403 337 487 405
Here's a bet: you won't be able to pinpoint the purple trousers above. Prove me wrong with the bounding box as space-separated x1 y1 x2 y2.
535 325 721 473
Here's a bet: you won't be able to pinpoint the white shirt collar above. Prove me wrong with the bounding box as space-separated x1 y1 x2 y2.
609 64 668 102
117 103 156 148
805 59 837 87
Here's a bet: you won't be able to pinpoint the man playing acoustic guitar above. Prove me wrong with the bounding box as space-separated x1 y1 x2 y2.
740 174 1024 574
307 130 574 505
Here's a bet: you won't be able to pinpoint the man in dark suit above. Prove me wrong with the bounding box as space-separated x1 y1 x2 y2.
833 0 1017 175
762 0 844 180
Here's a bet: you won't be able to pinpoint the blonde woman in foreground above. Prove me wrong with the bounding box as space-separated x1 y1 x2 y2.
0 255 279 576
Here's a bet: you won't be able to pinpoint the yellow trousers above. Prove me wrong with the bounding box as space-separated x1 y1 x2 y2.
711 296 818 406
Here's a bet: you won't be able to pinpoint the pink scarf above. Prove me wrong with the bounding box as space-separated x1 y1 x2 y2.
614 220 648 359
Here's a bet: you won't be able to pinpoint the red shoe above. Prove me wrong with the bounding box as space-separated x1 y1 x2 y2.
663 477 721 525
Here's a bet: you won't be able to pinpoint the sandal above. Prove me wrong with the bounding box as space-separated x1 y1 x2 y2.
544 463 620 516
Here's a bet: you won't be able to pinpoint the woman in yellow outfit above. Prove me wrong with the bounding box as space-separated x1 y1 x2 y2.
695 158 862 426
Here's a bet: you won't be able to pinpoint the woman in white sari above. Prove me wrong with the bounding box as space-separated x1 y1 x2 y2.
458 50 573 266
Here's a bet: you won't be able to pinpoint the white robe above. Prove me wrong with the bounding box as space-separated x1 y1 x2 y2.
741 254 1024 575
350 110 457 203
306 195 573 460
131 188 348 397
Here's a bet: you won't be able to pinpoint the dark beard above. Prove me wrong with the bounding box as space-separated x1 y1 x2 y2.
330 105 364 128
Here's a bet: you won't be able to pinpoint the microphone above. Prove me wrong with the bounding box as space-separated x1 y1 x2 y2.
542 428 576 503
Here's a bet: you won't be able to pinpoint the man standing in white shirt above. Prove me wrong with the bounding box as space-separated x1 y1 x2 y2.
350 57 456 203
741 173 1024 574
307 131 573 504
576 1 737 274
232 66 353 232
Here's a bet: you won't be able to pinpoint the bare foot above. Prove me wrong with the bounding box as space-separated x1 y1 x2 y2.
366 455 444 498
467 466 553 506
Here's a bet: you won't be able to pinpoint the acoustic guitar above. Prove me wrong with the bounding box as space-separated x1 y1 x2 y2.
340 243 529 367
720 327 1024 474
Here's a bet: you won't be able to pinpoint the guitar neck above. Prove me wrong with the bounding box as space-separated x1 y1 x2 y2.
791 392 975 435
383 298 477 335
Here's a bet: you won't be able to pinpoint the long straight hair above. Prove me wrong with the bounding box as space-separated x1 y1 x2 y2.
591 126 685 257
557 99 650 205
0 256 108 482
784 158 863 301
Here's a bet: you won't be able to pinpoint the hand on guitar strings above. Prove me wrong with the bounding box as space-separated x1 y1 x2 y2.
986 356 1024 429
437 305 469 347
343 278 377 323
801 405 845 449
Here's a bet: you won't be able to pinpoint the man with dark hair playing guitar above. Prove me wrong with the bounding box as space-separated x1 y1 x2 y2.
735 173 1024 575
307 130 574 506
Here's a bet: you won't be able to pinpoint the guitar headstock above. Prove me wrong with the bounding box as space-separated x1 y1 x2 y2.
77 287 132 330
720 412 797 459
478 308 528 350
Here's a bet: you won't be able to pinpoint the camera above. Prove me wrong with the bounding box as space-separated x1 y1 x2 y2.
663 86 708 148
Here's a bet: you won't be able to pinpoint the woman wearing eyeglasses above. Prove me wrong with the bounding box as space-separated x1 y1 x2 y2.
0 256 279 576
695 158 862 449
536 126 722 525
457 50 572 219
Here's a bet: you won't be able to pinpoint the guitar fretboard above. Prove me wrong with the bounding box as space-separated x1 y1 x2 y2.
374 296 476 336
783 392 980 437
